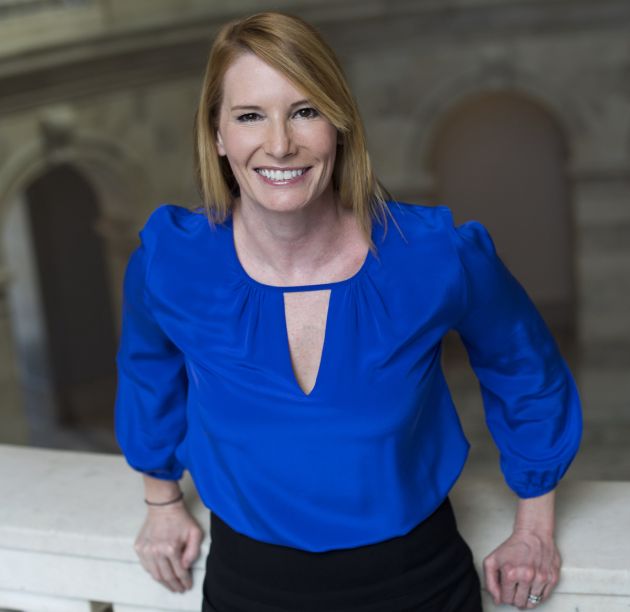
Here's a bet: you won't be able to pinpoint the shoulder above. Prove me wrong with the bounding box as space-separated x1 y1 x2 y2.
140 204 208 247
383 201 456 242
383 200 496 258
380 201 458 253
137 204 228 287
386 200 450 225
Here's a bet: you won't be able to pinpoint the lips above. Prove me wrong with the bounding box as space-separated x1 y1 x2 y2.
255 167 310 183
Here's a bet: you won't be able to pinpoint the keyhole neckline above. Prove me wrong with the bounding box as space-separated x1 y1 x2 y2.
225 213 376 292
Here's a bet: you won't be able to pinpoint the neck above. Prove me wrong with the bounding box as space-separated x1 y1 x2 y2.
232 193 351 284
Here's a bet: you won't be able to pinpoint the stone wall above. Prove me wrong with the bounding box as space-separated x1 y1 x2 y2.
0 0 628 454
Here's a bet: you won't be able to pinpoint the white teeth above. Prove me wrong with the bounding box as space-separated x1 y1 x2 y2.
257 168 305 181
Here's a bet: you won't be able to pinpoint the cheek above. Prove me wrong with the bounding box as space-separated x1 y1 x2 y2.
221 129 259 163
320 126 340 160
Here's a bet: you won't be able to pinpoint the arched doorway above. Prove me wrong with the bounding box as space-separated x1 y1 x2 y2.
5 163 118 442
429 91 575 346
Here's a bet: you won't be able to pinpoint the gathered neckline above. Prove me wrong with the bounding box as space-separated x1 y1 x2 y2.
224 213 377 292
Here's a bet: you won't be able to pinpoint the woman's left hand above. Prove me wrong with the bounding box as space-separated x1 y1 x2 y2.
483 528 560 608
482 490 560 609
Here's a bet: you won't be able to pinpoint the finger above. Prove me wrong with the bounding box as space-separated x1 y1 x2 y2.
513 565 536 609
526 572 549 608
533 557 560 605
482 557 501 605
138 550 162 585
182 526 204 569
545 561 561 597
499 566 517 605
156 554 186 593
514 580 532 609
170 553 193 590
525 590 545 609
540 580 555 602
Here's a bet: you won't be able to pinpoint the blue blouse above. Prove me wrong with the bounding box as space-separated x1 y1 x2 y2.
115 201 582 552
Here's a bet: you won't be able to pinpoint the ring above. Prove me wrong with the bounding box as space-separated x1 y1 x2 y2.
527 593 542 605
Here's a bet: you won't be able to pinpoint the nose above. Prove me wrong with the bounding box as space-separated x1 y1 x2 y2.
264 119 295 158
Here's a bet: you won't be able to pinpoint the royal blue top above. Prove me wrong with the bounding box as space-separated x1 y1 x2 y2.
115 201 582 552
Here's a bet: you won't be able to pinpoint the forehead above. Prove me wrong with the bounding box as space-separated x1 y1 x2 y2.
221 52 307 104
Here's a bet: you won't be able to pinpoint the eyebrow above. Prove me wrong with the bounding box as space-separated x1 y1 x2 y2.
230 99 311 112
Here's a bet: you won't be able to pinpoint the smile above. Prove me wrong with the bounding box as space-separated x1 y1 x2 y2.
255 167 309 183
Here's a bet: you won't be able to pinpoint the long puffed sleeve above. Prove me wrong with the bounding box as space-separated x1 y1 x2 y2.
451 219 582 498
114 229 188 481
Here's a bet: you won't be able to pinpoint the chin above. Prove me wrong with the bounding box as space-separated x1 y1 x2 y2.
264 201 310 214
253 194 314 214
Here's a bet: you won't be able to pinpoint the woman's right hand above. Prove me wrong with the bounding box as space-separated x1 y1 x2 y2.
134 500 204 592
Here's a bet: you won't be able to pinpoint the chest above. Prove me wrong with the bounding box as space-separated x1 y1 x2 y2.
154 234 458 399
283 290 331 396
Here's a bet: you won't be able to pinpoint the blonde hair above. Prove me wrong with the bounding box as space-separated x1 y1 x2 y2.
194 11 392 251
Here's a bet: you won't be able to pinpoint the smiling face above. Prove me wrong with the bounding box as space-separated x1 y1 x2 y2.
215 52 339 216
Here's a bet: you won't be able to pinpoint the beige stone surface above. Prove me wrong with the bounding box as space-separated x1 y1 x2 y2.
1 445 628 610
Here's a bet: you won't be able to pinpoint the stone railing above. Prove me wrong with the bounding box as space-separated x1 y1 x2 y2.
0 444 628 611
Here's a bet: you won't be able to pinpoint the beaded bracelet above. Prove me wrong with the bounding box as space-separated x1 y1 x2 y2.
144 491 184 506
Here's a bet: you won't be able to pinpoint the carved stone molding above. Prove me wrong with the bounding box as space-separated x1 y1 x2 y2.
0 1 92 19
1 0 629 113
37 105 78 153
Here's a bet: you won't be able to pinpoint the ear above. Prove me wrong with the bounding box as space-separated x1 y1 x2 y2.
216 131 226 156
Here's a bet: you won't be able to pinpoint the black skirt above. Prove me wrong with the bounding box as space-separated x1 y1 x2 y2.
202 498 482 612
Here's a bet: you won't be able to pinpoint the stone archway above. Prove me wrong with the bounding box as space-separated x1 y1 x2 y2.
0 107 149 447
401 64 582 197
25 163 119 428
428 91 575 341
0 107 149 318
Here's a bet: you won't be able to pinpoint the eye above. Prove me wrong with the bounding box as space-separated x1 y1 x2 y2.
236 112 262 123
294 107 319 119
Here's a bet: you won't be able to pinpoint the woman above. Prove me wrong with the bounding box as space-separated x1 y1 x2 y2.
115 12 582 611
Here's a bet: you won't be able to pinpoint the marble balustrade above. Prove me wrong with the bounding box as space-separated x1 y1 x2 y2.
0 444 628 612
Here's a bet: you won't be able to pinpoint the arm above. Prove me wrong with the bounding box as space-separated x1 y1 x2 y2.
448 217 581 607
134 475 203 593
115 227 202 592
483 490 560 609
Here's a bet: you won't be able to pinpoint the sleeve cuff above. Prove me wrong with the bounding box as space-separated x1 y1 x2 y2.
502 459 574 499
124 457 185 481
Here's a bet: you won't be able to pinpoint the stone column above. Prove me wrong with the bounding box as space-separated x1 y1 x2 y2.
1 194 59 445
